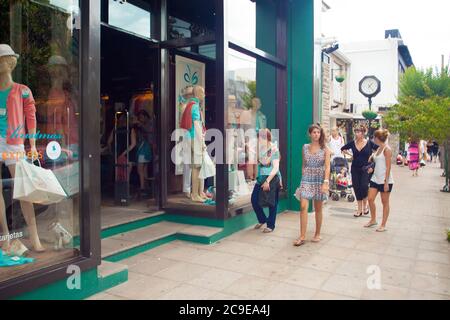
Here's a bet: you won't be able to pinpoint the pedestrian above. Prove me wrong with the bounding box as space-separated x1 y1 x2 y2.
432 141 439 163
426 140 434 163
341 124 379 217
408 138 421 176
293 124 330 246
252 128 282 233
364 129 394 232
328 126 345 161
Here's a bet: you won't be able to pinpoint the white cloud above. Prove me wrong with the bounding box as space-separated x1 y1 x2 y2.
322 0 450 69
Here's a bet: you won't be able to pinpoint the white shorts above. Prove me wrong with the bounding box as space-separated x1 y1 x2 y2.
0 137 26 166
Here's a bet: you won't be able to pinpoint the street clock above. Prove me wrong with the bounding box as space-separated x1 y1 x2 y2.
359 75 381 98
359 75 381 110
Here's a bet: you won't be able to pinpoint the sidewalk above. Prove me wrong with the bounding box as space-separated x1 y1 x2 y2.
89 163 450 300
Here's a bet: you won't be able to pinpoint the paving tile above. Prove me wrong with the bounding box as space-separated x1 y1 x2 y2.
153 262 211 282
385 245 417 260
311 291 356 300
410 274 450 296
157 284 214 300
187 268 244 292
106 273 180 300
244 260 297 281
335 260 372 280
263 282 317 300
321 274 367 299
379 255 415 272
361 285 409 300
126 255 180 276
222 275 280 299
416 250 450 265
347 251 382 265
418 240 450 254
380 267 413 288
284 267 331 290
414 261 450 279
87 292 126 300
317 244 352 260
408 290 450 300
300 254 344 273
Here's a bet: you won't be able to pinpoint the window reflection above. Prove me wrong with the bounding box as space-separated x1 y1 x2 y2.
109 0 151 38
227 49 278 210
0 0 80 284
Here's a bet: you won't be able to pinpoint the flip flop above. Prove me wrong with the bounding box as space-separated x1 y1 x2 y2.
293 239 306 247
376 227 387 232
254 223 264 230
364 222 378 228
311 237 322 243
263 228 273 233
354 212 363 217
364 209 370 215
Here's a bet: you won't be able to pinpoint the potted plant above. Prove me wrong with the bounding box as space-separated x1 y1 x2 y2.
335 76 345 83
362 110 378 120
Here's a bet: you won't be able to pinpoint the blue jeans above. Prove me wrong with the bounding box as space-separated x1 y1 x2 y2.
251 183 279 230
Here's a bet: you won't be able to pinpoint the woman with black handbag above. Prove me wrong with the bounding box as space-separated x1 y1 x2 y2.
251 129 282 233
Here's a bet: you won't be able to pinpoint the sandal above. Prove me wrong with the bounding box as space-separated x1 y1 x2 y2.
364 221 378 228
311 236 322 243
354 211 363 217
254 223 264 230
364 208 370 215
293 238 306 247
263 228 273 233
376 226 387 232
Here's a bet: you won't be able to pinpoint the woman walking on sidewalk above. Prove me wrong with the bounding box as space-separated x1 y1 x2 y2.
252 128 282 233
365 129 394 232
293 124 330 246
408 138 421 176
341 125 379 217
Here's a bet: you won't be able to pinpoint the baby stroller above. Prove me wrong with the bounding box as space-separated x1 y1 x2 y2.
329 157 355 202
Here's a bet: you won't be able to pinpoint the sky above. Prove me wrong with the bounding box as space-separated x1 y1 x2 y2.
322 0 450 69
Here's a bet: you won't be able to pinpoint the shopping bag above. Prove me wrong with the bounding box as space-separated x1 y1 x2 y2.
199 151 216 179
53 162 80 196
13 159 67 205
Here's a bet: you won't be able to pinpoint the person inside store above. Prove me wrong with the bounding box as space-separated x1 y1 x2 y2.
341 124 379 217
293 124 330 246
107 112 137 183
135 110 153 198
252 128 282 233
365 129 394 232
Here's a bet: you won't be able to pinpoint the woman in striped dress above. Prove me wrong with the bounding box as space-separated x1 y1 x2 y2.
294 124 331 246
408 138 421 176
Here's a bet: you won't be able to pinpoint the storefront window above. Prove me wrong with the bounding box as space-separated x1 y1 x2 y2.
108 0 151 38
168 0 216 41
227 0 277 55
0 0 80 283
226 49 278 211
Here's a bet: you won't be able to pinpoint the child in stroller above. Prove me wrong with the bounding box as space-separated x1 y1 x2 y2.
330 157 355 202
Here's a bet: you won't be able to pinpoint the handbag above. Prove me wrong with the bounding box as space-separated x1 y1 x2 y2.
257 175 280 208
13 159 67 205
199 150 216 179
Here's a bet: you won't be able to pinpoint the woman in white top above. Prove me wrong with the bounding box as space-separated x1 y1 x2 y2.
365 129 394 232
328 127 344 160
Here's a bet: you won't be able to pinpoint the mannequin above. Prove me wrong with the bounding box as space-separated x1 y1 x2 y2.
179 86 194 198
180 85 207 202
246 97 266 180
0 44 44 254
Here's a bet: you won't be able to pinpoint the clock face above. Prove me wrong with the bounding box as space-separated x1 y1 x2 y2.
359 76 381 97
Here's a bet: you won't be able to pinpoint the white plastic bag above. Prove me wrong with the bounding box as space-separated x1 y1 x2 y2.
199 150 215 179
13 159 67 205
53 162 80 196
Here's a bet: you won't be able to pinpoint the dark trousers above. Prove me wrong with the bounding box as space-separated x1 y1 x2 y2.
251 183 279 230
351 167 370 201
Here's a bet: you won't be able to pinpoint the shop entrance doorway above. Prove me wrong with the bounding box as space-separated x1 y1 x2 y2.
99 25 161 228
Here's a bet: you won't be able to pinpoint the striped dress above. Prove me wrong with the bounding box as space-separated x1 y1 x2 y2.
295 144 327 201
408 142 420 170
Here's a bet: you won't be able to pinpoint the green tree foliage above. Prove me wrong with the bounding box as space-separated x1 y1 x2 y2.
385 66 450 144
241 81 257 110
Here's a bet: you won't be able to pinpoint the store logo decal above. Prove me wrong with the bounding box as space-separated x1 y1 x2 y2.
184 65 199 85
46 141 62 160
